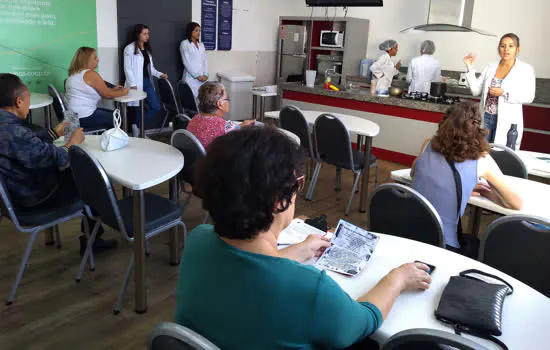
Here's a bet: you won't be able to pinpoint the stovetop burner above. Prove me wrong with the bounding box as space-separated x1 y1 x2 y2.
401 92 461 105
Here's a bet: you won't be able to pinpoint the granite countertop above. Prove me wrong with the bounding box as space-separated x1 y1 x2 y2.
280 82 453 113
346 75 550 107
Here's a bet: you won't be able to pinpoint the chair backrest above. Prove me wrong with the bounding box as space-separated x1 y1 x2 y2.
148 322 220 350
279 105 314 158
383 328 489 350
158 77 182 114
314 113 355 170
68 146 128 238
480 215 550 298
0 173 21 228
489 144 528 179
171 130 206 186
368 183 445 248
48 84 67 123
176 80 199 114
173 113 192 131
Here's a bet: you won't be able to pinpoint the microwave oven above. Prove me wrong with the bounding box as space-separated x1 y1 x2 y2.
320 31 345 48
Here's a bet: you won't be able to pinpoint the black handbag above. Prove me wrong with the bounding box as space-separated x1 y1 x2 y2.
435 269 514 349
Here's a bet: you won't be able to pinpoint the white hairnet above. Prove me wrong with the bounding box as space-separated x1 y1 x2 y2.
421 40 436 55
379 39 398 51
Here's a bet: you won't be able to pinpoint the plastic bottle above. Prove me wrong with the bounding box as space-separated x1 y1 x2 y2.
63 111 80 142
506 124 519 150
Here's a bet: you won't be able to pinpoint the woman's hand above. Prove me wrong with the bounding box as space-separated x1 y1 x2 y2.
198 75 208 82
463 53 476 67
131 86 137 90
279 234 331 263
241 119 256 127
395 60 402 70
488 87 504 97
388 262 432 292
161 73 169 79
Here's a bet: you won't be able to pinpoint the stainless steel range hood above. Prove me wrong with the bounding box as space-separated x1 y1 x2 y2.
401 0 495 36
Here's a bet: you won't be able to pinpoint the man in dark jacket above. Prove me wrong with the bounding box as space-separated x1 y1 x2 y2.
0 73 115 253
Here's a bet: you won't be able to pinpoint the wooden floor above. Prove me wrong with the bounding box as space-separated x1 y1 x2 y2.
0 157 501 349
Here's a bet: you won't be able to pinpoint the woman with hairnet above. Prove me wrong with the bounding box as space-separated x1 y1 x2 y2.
407 40 441 94
370 39 401 96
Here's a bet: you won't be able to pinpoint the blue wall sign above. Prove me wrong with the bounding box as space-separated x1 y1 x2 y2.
201 0 217 50
218 0 232 51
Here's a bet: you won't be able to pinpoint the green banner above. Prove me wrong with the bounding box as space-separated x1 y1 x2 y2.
0 0 97 93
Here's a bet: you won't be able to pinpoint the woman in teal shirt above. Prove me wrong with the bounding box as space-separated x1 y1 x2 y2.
175 126 432 349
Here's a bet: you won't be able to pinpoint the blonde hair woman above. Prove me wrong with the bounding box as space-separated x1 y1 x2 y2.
65 47 129 131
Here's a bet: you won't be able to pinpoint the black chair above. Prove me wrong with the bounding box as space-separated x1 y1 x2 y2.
173 113 192 132
68 146 187 313
479 215 550 298
176 80 199 116
279 105 316 180
306 113 378 215
48 83 106 135
171 130 208 221
382 328 488 350
368 183 445 248
489 144 528 179
158 77 184 129
48 83 67 123
148 322 220 350
0 174 83 305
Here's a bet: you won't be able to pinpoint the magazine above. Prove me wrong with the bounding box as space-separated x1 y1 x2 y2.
316 220 379 276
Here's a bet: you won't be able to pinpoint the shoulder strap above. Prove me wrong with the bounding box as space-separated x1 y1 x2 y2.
454 324 509 350
459 269 514 295
445 158 462 217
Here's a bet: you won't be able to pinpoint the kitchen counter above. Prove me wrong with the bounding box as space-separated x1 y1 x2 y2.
346 75 550 107
279 81 550 165
279 82 453 113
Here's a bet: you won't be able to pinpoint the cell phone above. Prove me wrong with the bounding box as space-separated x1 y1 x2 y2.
415 260 436 274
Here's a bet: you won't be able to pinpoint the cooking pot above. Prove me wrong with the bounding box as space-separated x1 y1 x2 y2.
389 86 404 97
430 82 448 97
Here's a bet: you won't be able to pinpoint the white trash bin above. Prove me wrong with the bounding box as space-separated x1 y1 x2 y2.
217 72 256 121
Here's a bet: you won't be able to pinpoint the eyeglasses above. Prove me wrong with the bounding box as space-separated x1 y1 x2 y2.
296 175 305 193
220 97 230 102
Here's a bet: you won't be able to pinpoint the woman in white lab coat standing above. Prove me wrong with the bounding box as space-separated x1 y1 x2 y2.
123 24 168 136
180 22 208 98
464 33 535 148
407 40 441 94
370 39 401 96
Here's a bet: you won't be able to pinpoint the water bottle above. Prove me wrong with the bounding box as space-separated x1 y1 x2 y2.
506 124 518 150
63 111 80 142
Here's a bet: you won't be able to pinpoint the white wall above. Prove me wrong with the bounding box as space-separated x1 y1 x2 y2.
96 0 119 84
192 0 550 82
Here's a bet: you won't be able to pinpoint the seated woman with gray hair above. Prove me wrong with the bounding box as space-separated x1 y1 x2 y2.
407 40 441 94
186 81 255 149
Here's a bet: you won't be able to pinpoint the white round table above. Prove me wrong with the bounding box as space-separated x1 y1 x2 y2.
517 150 550 179
29 93 54 128
114 90 147 138
78 135 183 313
321 233 550 349
265 110 380 212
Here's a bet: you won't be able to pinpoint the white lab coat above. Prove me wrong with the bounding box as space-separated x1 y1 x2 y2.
370 52 399 94
123 42 164 107
180 40 208 98
407 54 441 94
466 59 536 148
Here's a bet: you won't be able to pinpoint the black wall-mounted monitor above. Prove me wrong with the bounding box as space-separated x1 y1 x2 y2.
305 0 383 6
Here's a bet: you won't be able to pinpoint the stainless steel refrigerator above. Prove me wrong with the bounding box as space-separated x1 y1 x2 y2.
277 25 307 83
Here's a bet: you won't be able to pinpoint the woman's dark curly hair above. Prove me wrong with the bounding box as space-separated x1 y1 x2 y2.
194 126 305 240
432 100 490 162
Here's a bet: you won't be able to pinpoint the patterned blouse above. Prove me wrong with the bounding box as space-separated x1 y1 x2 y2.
186 114 240 149
484 77 503 115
